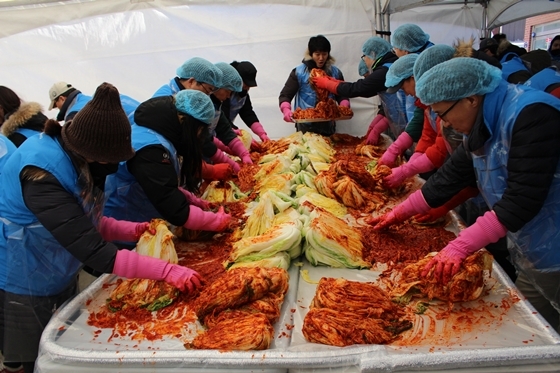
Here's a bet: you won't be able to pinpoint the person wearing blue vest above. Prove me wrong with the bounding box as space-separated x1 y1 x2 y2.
0 83 204 373
152 57 236 181
0 86 47 148
311 36 400 144
203 62 253 173
368 58 560 330
48 81 141 122
104 89 231 237
279 35 349 136
221 61 270 142
376 24 435 164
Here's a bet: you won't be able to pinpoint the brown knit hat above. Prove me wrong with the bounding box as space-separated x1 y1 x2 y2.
61 82 134 163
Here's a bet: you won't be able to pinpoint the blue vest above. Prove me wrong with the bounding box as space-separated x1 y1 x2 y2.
65 93 138 121
524 67 560 92
378 62 409 138
0 134 16 175
294 64 342 110
104 124 180 223
14 128 41 141
228 93 247 122
152 78 181 98
471 81 560 272
500 52 530 82
0 135 84 295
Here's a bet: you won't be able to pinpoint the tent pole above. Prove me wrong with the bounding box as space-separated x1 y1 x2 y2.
383 12 391 42
481 0 489 38
375 0 383 35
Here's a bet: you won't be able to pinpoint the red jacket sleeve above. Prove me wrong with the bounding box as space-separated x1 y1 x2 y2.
414 111 437 154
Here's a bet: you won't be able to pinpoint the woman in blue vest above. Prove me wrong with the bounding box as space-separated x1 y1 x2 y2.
368 58 560 330
279 34 349 136
0 86 47 147
104 89 231 236
0 83 204 372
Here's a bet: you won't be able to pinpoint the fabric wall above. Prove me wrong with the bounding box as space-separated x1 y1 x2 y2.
0 0 479 139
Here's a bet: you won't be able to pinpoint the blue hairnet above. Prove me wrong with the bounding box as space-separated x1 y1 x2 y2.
385 53 418 88
413 44 456 80
362 37 392 60
416 57 502 105
358 59 369 77
174 89 215 125
176 57 223 88
214 62 243 92
392 24 430 52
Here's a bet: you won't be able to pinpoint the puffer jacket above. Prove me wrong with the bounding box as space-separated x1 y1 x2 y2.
1 102 47 147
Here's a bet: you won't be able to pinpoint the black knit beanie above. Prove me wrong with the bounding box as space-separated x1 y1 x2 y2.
308 35 331 54
61 82 134 163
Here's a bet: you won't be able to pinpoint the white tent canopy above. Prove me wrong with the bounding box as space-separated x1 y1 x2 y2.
0 0 557 139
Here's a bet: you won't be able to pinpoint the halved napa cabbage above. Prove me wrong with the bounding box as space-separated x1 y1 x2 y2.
136 219 178 264
228 252 291 271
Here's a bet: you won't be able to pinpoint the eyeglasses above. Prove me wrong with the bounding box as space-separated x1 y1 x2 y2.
437 99 461 120
361 54 367 61
198 82 217 95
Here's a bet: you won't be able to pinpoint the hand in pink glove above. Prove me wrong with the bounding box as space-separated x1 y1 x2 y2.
228 137 253 164
414 186 480 224
383 153 436 188
280 102 293 123
421 211 508 283
113 250 203 292
210 150 240 173
184 205 231 232
379 132 414 167
201 161 234 180
365 190 430 229
213 136 231 153
311 76 342 94
99 216 153 242
339 99 350 108
365 116 390 145
179 187 210 209
250 122 270 142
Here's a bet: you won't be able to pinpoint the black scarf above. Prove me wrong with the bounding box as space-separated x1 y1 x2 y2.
56 90 81 121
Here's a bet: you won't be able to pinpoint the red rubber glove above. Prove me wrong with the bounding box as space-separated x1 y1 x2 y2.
339 99 350 108
201 161 233 180
365 190 430 229
421 211 507 283
379 132 414 167
250 122 270 142
228 137 253 164
183 205 231 232
383 153 436 188
280 102 293 123
99 216 152 242
210 150 240 173
179 187 210 209
213 136 231 153
311 76 341 94
414 186 480 223
113 250 203 292
365 116 389 145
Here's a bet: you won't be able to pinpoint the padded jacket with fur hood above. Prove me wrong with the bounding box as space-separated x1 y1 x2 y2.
1 102 47 147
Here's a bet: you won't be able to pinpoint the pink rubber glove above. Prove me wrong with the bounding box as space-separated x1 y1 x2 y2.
99 216 152 242
379 132 414 167
365 190 430 229
113 250 203 292
365 116 390 145
421 211 507 283
250 122 270 142
213 136 231 153
210 150 240 173
184 205 231 232
233 128 242 136
339 99 350 108
407 152 422 163
383 153 436 188
228 137 253 164
365 114 384 136
280 102 293 123
179 187 210 209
